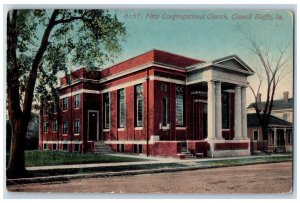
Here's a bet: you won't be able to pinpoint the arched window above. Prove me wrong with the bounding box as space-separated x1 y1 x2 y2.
162 97 168 127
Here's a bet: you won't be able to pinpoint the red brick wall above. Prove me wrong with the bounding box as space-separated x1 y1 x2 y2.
154 50 203 67
247 126 268 152
187 140 209 157
99 49 202 79
214 142 249 150
153 142 181 157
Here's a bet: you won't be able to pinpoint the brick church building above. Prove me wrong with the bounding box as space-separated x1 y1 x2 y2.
39 49 254 158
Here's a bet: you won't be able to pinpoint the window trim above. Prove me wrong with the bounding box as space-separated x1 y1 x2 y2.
53 143 57 151
62 144 68 151
52 119 58 132
118 88 126 128
43 121 49 132
62 121 68 135
135 84 144 127
74 119 80 135
176 93 184 127
103 92 110 129
162 96 168 127
62 97 68 111
43 143 48 150
75 94 80 109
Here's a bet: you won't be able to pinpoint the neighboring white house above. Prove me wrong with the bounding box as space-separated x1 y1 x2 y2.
247 91 293 123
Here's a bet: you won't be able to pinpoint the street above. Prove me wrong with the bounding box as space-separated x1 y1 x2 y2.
7 162 292 194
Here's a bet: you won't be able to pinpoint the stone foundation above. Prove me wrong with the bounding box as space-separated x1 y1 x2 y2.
206 139 251 158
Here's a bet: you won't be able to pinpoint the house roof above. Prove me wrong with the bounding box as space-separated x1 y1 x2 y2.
247 98 293 111
247 113 292 128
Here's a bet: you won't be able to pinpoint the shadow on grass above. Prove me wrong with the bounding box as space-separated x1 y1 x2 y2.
6 150 148 167
24 163 186 178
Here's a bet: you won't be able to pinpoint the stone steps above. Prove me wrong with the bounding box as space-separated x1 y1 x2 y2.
94 142 113 154
181 147 196 159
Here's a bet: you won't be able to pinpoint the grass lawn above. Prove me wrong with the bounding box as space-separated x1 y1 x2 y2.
196 155 292 167
6 150 148 167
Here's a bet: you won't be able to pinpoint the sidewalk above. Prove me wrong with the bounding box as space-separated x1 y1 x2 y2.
6 154 292 185
26 153 292 171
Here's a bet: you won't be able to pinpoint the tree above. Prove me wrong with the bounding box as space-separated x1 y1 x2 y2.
246 33 292 144
7 9 126 177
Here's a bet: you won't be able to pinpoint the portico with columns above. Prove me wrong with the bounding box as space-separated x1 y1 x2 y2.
186 55 255 157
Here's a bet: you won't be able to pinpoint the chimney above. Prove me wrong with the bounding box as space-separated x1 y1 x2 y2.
283 91 289 102
257 93 261 103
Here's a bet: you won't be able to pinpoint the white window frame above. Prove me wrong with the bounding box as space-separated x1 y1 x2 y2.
176 94 184 127
135 84 144 127
162 97 168 127
118 88 126 128
104 93 110 129
52 119 58 132
62 121 68 135
75 94 80 109
43 121 49 132
63 97 68 111
74 120 80 135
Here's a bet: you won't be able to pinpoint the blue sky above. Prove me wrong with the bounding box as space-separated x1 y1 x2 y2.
104 9 294 104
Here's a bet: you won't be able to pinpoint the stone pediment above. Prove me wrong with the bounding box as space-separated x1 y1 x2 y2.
212 55 255 75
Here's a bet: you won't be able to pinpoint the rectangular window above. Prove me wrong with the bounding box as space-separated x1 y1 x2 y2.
63 144 68 151
103 93 110 129
43 121 49 132
74 144 80 152
75 94 80 109
222 92 230 129
121 144 125 153
74 120 80 134
135 84 144 127
118 89 126 128
117 144 120 152
134 144 138 154
253 130 259 141
63 122 68 134
162 97 168 127
283 113 288 121
139 144 143 154
176 85 184 126
43 143 48 150
52 120 58 132
63 97 68 111
53 144 57 151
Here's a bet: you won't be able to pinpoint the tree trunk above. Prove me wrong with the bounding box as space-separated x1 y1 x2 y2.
7 118 28 178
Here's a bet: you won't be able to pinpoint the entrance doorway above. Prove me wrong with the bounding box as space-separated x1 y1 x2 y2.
88 110 99 141
193 100 207 140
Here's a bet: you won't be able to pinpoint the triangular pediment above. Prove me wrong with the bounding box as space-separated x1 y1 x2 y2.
212 55 255 75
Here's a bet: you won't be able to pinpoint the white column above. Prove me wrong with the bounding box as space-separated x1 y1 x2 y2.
241 86 248 139
234 85 242 139
215 81 223 140
207 80 216 140
274 128 277 146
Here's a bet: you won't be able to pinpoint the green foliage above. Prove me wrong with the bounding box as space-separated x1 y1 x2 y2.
8 9 127 111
